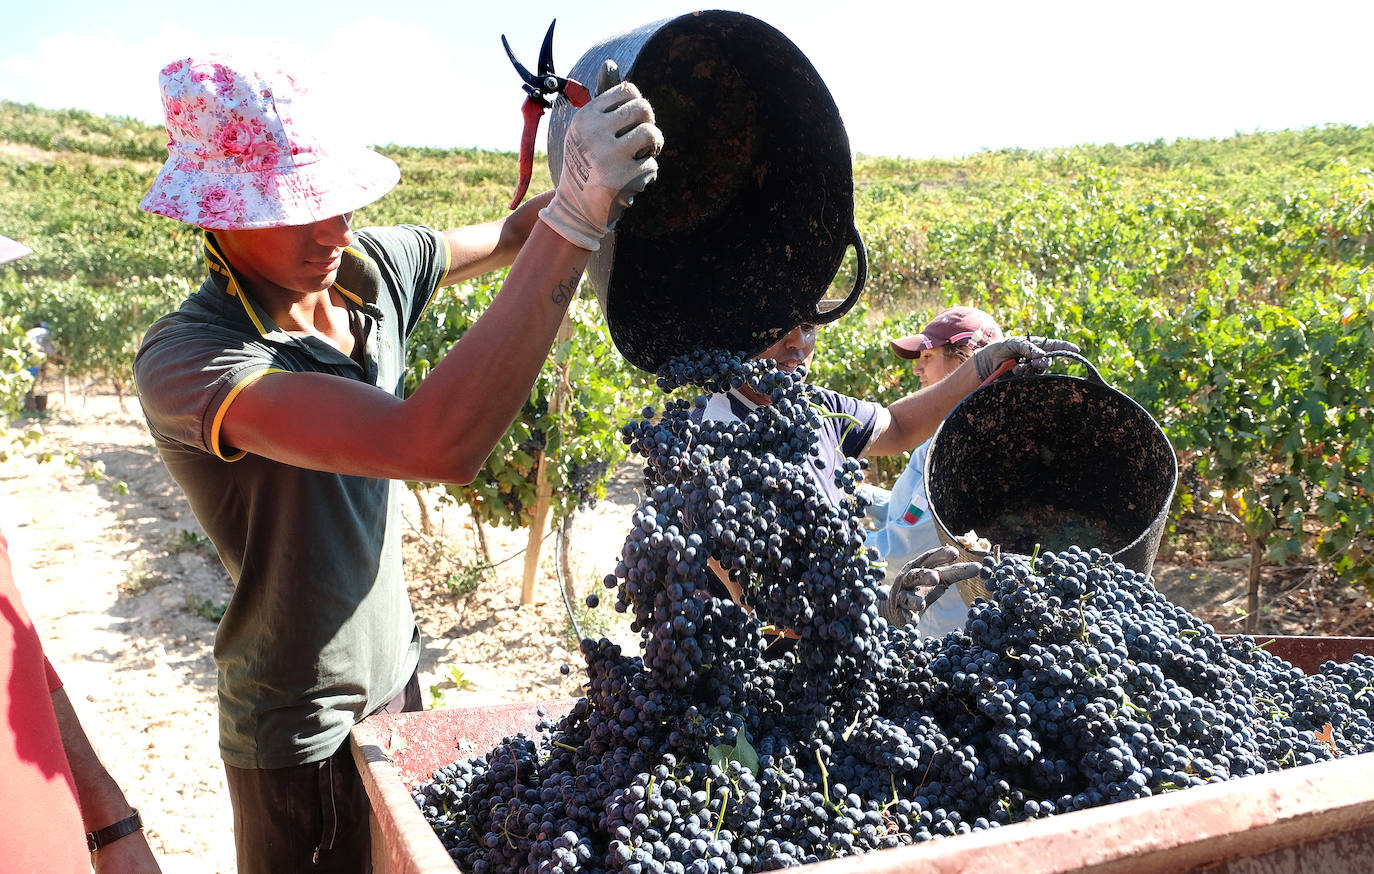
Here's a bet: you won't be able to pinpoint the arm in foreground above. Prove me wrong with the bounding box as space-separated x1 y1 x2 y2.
219 226 589 484
218 79 661 484
439 189 555 285
51 687 162 872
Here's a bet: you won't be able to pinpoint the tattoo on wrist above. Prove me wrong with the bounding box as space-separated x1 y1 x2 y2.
552 272 579 306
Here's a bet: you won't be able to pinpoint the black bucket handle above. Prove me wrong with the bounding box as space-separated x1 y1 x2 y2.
810 222 867 325
1018 348 1107 385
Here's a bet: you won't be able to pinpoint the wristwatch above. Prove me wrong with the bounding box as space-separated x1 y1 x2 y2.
86 808 143 852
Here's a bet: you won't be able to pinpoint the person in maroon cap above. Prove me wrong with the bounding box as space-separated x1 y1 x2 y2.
867 306 1005 635
888 305 1004 364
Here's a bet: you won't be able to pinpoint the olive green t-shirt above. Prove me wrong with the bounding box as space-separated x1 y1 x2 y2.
134 225 449 768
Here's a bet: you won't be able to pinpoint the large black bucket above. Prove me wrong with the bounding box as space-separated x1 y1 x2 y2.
548 10 867 374
925 353 1177 598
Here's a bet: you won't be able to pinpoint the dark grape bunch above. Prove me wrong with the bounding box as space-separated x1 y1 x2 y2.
568 459 611 512
413 349 1374 873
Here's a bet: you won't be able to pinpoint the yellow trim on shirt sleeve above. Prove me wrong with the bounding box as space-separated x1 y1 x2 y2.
334 246 370 307
418 228 453 322
209 368 286 461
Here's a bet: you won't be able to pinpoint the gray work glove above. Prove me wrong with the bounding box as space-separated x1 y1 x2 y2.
882 545 981 627
973 336 1080 381
541 60 663 251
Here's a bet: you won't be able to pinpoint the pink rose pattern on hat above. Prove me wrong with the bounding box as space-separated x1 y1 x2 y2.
140 55 399 230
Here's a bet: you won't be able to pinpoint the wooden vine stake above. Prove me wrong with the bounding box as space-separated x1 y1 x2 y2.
520 314 576 606
1245 535 1263 634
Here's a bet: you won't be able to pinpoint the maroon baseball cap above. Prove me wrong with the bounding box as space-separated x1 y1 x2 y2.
890 306 1003 359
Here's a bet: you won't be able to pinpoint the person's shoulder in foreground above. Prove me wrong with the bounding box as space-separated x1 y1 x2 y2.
2 528 162 871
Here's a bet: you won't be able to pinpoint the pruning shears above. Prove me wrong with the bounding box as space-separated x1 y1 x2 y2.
502 19 591 210
978 358 1017 387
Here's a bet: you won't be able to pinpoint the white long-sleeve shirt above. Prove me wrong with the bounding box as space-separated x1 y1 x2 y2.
864 439 969 637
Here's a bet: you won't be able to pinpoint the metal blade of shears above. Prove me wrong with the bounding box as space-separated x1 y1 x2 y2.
501 34 540 100
502 19 591 209
537 20 558 80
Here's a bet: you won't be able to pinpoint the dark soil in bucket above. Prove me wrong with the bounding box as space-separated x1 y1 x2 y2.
970 501 1143 556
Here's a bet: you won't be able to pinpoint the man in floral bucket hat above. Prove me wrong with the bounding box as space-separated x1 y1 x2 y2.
134 53 661 872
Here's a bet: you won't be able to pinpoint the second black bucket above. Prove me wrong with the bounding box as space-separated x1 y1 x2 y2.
925 353 1178 592
548 11 867 374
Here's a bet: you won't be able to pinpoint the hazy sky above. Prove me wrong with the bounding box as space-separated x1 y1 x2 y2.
1 0 1370 160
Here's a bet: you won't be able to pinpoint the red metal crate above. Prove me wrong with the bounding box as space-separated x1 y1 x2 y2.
351 637 1374 874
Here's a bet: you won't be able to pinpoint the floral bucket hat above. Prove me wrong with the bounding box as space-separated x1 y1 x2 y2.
140 55 399 230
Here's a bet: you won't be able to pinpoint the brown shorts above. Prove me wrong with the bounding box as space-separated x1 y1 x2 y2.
224 672 422 873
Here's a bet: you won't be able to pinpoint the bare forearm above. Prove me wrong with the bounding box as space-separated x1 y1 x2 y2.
52 688 163 870
219 221 592 483
440 191 555 284
405 220 590 480
51 688 134 832
868 358 982 456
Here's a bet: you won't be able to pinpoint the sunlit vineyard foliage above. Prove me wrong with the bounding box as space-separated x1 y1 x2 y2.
2 99 1370 584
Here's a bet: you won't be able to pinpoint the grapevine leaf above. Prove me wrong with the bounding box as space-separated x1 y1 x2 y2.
708 729 759 776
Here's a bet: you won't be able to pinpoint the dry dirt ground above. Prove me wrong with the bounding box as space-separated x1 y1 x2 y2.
3 384 1371 872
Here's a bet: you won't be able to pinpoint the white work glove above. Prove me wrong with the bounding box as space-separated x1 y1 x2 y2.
973 336 1080 381
882 546 981 627
541 60 663 251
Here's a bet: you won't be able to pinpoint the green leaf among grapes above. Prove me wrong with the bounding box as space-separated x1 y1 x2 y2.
709 729 759 776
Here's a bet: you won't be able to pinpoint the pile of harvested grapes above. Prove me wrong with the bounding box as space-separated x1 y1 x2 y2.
414 351 1374 873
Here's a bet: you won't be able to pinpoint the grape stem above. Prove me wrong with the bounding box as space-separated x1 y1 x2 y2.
814 750 843 814
713 786 730 840
1116 686 1149 716
805 399 864 498
1077 588 1091 642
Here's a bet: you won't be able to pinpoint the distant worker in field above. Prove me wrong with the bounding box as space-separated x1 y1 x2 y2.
23 319 62 410
133 53 661 873
866 305 1005 636
694 318 1075 617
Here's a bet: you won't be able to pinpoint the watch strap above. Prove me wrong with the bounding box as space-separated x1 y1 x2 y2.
86 808 142 852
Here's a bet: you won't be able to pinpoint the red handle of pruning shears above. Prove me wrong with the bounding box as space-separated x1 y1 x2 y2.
560 80 588 106
509 82 589 210
563 80 591 107
511 100 548 210
978 357 1017 387
504 20 592 210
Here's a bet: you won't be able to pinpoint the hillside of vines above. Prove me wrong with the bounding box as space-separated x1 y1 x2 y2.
1 98 1370 596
